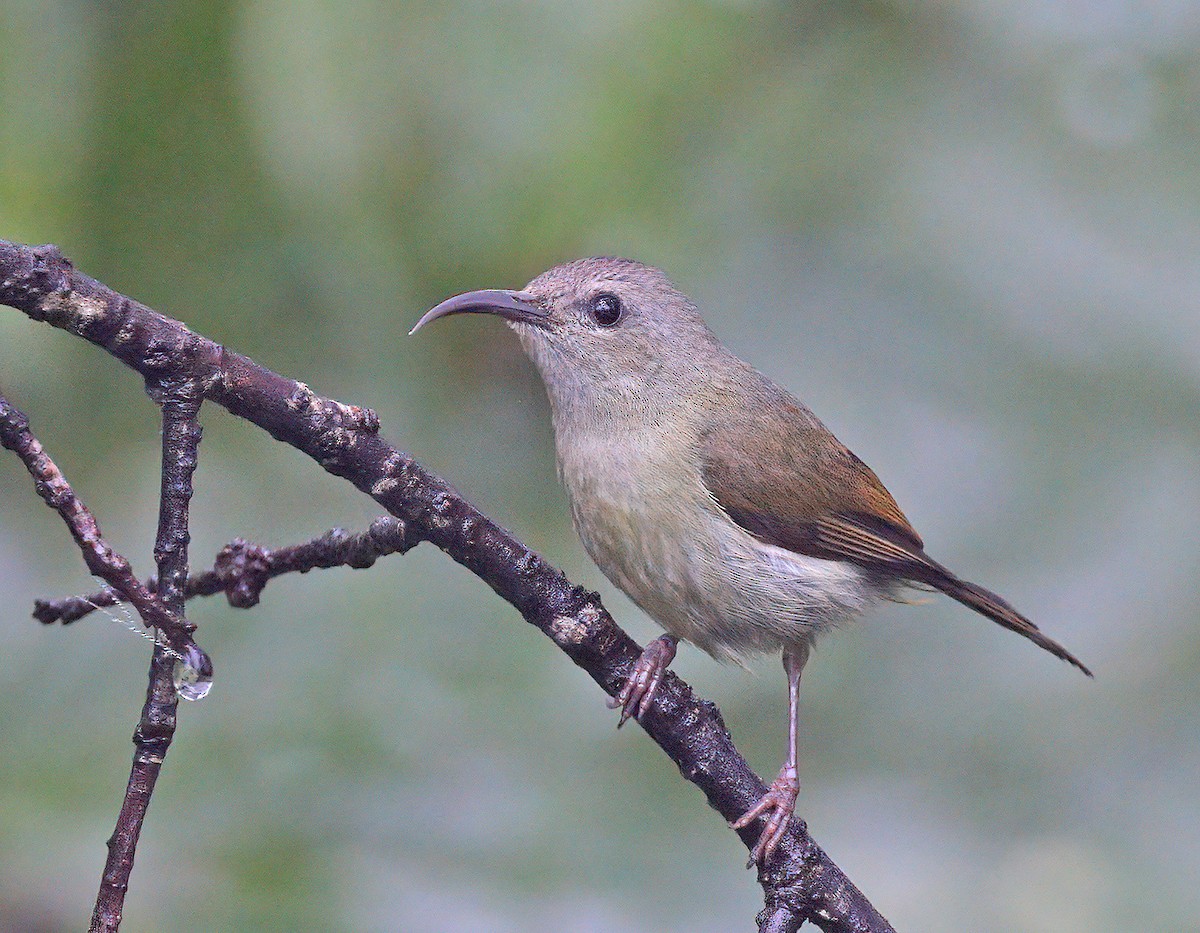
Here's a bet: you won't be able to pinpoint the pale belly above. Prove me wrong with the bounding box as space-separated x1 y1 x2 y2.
566 464 880 662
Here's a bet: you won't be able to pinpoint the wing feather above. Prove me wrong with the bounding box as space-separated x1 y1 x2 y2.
698 393 1092 676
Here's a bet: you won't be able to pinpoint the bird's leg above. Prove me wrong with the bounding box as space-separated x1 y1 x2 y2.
731 642 810 867
608 633 678 728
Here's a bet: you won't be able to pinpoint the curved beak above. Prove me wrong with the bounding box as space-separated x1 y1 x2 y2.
409 289 548 336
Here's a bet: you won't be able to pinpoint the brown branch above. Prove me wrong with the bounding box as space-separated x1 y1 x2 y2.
0 389 207 667
0 382 213 930
35 517 412 624
90 381 204 932
0 240 893 933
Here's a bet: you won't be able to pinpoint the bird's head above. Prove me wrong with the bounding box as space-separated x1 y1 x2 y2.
411 258 723 408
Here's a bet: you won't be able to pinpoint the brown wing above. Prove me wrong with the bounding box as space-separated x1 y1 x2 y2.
698 382 925 568
699 387 1093 676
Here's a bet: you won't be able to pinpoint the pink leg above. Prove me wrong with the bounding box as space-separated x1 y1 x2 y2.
731 643 810 867
607 634 678 728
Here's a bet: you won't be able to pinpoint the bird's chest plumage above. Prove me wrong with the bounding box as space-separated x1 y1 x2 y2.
557 422 693 589
553 416 877 661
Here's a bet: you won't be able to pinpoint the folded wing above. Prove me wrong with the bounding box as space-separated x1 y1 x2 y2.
699 394 1092 677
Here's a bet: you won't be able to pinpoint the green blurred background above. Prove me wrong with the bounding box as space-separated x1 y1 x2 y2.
2 1 1198 930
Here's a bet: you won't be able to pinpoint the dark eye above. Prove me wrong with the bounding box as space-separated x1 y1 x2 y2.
588 292 623 327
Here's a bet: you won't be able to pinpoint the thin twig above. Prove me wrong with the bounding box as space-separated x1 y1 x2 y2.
0 389 205 664
90 380 203 933
35 517 413 624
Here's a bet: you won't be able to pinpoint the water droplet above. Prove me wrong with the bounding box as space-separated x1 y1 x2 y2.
172 643 214 701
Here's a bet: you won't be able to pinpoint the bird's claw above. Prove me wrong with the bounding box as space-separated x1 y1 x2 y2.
730 768 799 867
607 634 677 727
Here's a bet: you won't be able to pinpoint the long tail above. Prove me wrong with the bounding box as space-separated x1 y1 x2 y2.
922 566 1093 677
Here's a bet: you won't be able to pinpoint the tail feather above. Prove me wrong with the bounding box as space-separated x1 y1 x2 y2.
923 569 1093 678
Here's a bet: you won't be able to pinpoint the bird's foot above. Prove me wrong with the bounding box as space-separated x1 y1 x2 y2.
730 766 799 868
607 634 677 727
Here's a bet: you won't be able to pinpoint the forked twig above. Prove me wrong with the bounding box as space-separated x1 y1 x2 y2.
35 518 412 624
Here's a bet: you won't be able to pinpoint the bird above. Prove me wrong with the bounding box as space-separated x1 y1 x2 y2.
410 257 1091 866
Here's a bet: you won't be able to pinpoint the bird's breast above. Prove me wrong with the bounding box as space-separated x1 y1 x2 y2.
554 420 878 661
